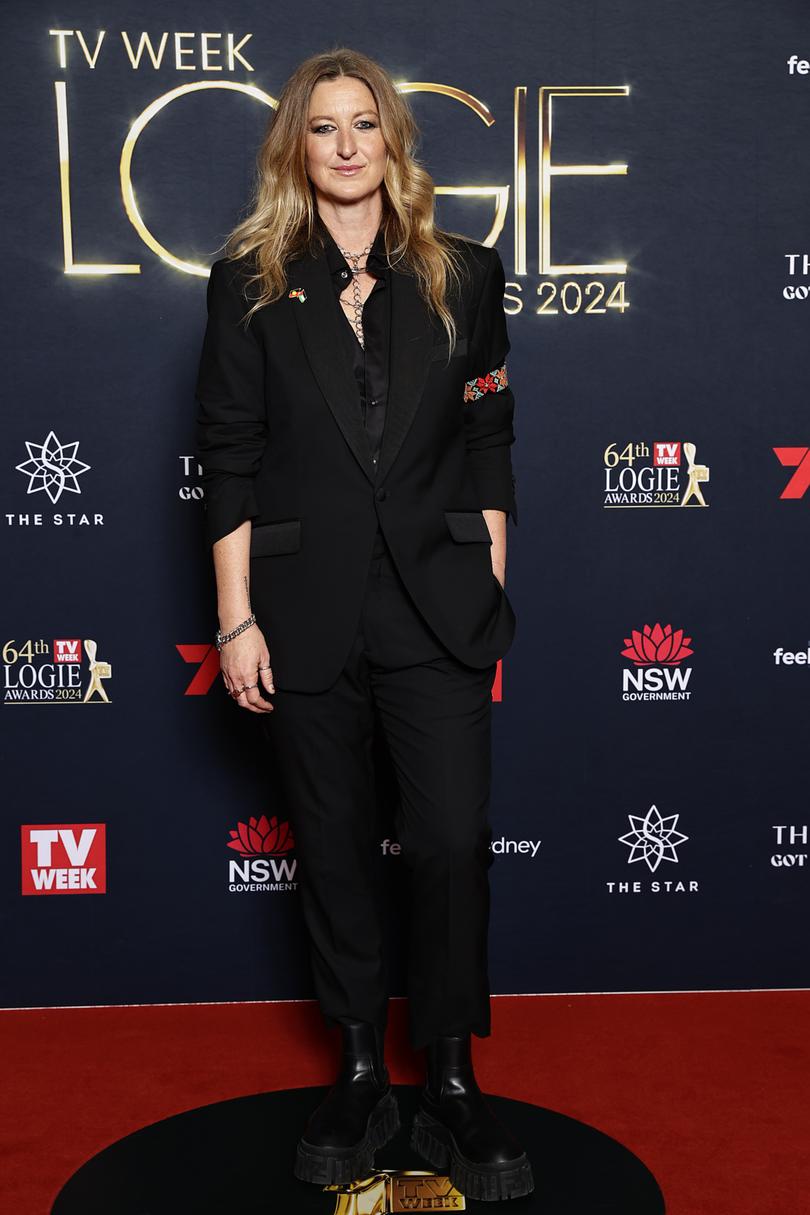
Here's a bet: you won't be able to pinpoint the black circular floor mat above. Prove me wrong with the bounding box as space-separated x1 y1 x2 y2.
51 1084 665 1213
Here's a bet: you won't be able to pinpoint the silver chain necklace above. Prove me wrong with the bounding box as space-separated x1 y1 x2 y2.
337 240 373 348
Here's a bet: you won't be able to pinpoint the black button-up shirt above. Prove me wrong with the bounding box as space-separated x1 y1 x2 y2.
316 216 391 474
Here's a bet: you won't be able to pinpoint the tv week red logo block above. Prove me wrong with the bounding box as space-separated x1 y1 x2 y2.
653 442 681 467
20 824 106 895
54 639 82 663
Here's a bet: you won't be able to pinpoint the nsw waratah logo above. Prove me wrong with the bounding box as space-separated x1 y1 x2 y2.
620 622 694 702
226 814 298 894
227 814 294 857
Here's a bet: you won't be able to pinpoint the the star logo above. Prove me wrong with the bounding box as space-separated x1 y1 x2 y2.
618 805 689 872
15 430 90 504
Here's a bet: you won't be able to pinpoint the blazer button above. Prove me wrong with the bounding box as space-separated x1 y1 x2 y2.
375 487 387 501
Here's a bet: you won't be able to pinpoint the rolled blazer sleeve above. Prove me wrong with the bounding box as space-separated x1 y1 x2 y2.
463 246 518 524
194 258 268 550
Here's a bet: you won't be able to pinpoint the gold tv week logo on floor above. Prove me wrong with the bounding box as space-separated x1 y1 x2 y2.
327 1171 464 1212
3 637 112 704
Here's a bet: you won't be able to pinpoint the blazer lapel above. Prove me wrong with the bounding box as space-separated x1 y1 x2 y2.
375 265 436 483
288 252 377 483
288 241 436 485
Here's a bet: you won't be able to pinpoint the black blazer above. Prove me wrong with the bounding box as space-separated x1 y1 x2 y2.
194 233 518 693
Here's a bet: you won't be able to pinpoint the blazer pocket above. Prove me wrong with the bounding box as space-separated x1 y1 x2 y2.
430 335 468 363
250 519 301 557
444 510 492 544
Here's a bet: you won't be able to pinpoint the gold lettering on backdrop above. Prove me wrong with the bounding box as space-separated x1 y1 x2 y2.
513 86 527 275
120 32 170 70
49 30 107 69
200 33 223 72
174 33 196 71
120 83 276 275
539 85 629 275
55 81 276 276
48 48 630 299
49 30 254 71
54 81 140 275
399 84 509 248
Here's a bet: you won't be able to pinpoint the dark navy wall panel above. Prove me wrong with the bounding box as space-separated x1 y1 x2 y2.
2 0 808 1007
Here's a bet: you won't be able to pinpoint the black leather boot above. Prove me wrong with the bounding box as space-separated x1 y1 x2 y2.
294 1019 399 1186
411 1034 534 1202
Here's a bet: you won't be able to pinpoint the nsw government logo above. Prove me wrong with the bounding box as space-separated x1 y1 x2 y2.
602 441 709 508
227 814 298 893
620 622 694 702
606 805 698 895
21 823 106 895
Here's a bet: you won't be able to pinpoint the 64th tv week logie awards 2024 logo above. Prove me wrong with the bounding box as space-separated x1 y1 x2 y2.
3 637 112 703
602 440 710 507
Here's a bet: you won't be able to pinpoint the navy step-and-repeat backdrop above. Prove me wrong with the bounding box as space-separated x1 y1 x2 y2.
2 1 808 1009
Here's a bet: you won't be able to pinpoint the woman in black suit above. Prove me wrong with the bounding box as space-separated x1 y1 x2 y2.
195 47 532 1202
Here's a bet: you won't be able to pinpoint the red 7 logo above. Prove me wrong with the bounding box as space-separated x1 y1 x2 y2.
177 644 221 695
773 447 810 499
177 649 504 699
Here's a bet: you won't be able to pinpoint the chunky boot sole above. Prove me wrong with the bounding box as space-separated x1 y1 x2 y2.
411 1108 534 1202
294 1089 400 1187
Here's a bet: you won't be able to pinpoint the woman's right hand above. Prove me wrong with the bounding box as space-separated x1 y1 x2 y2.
219 624 275 713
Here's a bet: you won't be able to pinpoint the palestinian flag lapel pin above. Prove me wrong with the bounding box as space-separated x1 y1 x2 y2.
288 288 307 303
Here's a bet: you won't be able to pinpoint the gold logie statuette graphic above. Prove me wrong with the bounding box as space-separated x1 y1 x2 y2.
327 1171 465 1213
82 638 112 703
681 441 710 507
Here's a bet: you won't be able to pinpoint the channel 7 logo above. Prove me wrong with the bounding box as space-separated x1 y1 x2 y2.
773 448 810 499
176 646 504 700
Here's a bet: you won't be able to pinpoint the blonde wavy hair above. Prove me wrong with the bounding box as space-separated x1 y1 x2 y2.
224 46 470 348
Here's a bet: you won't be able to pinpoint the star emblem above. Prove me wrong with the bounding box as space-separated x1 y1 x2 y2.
15 431 90 504
618 805 689 872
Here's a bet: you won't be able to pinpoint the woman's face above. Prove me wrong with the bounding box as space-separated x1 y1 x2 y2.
305 77 387 209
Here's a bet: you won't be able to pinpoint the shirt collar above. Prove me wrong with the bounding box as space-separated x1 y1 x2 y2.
315 213 390 293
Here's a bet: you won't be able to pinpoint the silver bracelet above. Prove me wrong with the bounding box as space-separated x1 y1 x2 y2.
215 613 256 651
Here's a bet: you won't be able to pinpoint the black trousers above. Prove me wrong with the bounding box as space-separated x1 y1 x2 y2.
261 527 497 1050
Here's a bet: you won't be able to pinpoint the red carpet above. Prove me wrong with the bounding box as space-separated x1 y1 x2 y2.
1 991 807 1214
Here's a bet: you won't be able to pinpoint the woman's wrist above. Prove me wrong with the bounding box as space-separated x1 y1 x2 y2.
216 614 257 651
218 610 251 632
217 584 252 633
